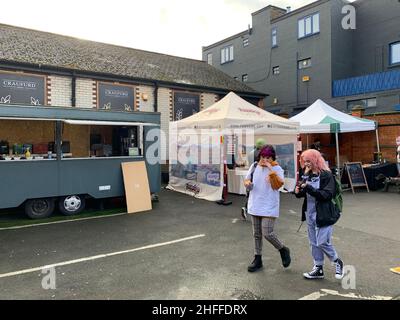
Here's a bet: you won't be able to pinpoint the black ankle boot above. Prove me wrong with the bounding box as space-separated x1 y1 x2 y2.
248 255 263 272
279 246 291 268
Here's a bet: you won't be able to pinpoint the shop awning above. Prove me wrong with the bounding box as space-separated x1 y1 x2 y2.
0 116 60 121
0 117 159 127
63 119 159 127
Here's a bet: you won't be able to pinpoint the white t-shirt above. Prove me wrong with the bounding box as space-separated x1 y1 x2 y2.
245 163 284 218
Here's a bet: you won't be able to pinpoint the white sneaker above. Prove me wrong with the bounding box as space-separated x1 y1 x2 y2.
303 265 324 279
241 207 247 220
335 259 344 280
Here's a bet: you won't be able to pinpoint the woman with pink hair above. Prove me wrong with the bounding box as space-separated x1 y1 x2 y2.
295 149 343 280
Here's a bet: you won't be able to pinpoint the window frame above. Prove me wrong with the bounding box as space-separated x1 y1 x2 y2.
390 42 400 66
221 45 234 64
298 58 312 70
271 27 278 48
272 66 280 75
298 12 320 39
207 53 213 65
242 74 248 82
346 98 377 111
243 38 249 47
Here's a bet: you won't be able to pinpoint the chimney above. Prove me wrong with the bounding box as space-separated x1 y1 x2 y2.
351 105 365 118
286 6 291 13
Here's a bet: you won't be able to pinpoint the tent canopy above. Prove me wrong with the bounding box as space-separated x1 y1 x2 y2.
290 99 376 133
175 92 299 134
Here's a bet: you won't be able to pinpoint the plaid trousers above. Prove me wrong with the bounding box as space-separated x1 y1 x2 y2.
251 215 284 255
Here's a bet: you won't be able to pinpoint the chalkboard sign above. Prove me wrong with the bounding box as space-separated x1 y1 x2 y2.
342 162 369 194
0 72 45 106
98 82 134 112
173 92 200 121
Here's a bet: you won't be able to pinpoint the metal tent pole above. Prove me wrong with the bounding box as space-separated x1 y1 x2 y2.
335 131 340 178
375 128 381 153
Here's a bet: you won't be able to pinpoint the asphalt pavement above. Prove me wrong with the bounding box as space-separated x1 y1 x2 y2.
0 187 399 300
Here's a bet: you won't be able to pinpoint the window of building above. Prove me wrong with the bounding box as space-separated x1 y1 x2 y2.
292 107 306 116
207 53 212 65
221 45 234 64
269 109 281 115
272 66 280 75
347 98 377 111
390 42 400 65
234 76 238 80
272 28 277 47
243 38 249 47
242 74 248 82
298 13 320 39
298 58 312 69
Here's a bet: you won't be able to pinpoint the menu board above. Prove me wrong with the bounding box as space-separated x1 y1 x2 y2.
0 72 45 106
173 92 200 120
98 83 135 112
342 162 369 193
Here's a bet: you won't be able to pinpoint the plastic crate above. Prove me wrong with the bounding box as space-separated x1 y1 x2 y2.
33 143 48 154
13 144 24 155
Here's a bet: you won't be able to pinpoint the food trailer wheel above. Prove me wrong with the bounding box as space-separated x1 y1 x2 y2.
25 198 55 219
59 195 86 215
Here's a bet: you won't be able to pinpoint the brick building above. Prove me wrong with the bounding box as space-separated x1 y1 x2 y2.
0 23 265 160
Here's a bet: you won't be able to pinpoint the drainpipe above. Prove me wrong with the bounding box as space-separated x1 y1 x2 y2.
71 73 76 107
153 81 159 113
296 52 299 107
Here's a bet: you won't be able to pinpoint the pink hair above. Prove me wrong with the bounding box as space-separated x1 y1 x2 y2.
300 149 330 173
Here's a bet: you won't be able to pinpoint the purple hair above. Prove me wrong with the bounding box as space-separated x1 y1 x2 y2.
259 145 276 160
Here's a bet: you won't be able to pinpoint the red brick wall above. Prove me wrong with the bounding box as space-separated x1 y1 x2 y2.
300 112 400 165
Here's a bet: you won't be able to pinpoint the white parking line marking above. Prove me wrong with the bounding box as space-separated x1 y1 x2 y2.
232 219 239 223
299 289 392 300
0 234 206 279
0 212 127 231
299 291 328 300
320 289 392 300
289 210 297 214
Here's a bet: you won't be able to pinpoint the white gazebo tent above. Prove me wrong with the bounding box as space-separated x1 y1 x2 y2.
290 99 379 175
168 92 300 201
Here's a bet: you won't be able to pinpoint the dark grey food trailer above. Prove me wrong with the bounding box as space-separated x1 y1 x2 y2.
0 105 161 219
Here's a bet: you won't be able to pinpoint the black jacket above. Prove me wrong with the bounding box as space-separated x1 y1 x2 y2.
295 170 340 228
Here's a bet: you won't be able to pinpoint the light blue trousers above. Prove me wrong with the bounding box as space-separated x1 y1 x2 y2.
306 210 338 266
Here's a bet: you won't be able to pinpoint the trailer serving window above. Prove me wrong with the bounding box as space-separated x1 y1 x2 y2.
0 117 153 160
62 119 149 159
0 118 57 160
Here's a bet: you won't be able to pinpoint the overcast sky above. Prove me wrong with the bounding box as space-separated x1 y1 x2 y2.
0 0 318 60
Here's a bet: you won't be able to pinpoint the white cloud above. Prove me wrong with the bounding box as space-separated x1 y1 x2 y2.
0 0 317 60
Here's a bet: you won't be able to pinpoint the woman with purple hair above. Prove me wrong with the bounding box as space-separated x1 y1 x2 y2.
244 145 291 272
